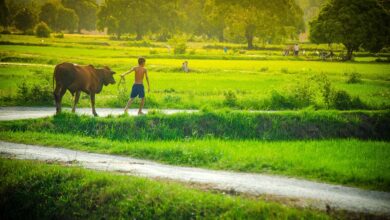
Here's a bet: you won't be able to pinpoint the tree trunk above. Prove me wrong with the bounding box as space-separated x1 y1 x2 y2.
246 35 254 49
218 30 224 42
245 25 255 50
136 32 143 40
346 48 353 61
116 31 121 40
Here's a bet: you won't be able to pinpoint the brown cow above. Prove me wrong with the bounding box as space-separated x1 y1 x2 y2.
53 62 116 116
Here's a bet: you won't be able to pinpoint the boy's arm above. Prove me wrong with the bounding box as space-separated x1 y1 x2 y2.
145 69 150 92
120 67 134 78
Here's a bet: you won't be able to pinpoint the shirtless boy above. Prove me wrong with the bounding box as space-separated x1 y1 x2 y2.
121 57 150 115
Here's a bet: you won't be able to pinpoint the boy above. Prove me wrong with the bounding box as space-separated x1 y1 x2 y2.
121 57 150 115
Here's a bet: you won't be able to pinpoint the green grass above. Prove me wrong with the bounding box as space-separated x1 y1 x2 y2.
1 111 388 141
1 131 389 191
0 158 330 219
1 34 389 110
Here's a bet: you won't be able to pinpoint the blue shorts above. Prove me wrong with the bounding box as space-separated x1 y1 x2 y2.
130 84 145 98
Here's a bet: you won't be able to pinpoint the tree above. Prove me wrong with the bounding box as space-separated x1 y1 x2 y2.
62 0 98 33
202 0 226 41
97 0 157 40
97 0 130 39
310 0 390 60
35 21 51 38
39 2 59 31
56 6 78 33
0 0 10 30
14 7 38 33
220 0 304 49
150 0 180 41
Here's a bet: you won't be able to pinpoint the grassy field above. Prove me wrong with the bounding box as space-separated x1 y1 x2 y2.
1 132 389 192
1 110 389 191
0 158 331 219
0 33 389 217
0 34 389 110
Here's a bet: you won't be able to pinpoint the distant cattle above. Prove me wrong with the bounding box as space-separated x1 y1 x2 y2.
53 62 116 116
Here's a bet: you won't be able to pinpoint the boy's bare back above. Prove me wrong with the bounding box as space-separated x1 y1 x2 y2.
132 66 147 84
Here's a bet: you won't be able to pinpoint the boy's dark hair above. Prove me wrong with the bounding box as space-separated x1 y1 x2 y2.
138 57 146 65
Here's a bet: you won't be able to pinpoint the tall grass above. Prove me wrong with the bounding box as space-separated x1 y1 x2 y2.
0 159 330 219
1 111 388 141
1 131 389 191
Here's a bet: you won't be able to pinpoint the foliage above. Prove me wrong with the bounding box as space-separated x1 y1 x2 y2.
54 32 64 38
291 73 333 108
331 90 351 110
56 6 78 33
345 72 362 84
62 0 97 32
310 0 390 60
14 8 38 33
35 22 51 38
16 81 52 105
39 2 59 31
223 90 237 107
168 36 187 54
97 0 156 40
221 0 304 48
0 0 10 29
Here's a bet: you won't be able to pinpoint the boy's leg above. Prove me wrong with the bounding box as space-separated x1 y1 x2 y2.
138 98 145 114
124 98 134 113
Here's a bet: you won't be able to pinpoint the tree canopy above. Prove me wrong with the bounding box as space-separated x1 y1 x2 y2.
310 0 390 60
96 0 304 48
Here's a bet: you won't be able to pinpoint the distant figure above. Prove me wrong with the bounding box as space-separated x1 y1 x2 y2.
224 47 228 54
283 46 290 56
182 61 189 73
121 57 150 115
294 44 299 56
166 44 171 54
302 50 306 56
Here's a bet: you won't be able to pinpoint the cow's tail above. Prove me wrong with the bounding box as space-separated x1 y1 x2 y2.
52 66 56 93
52 71 54 92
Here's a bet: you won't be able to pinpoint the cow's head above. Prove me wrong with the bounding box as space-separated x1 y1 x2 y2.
100 66 116 86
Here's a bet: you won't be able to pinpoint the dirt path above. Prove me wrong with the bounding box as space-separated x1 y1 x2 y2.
1 141 389 216
0 107 197 120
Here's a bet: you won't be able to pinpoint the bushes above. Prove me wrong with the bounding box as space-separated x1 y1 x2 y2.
290 73 365 110
16 81 52 105
54 32 64 38
168 36 187 54
35 22 51 38
345 72 362 84
331 90 367 110
2 111 389 141
223 90 237 107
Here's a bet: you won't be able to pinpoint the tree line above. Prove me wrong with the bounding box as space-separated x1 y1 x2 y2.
0 0 388 57
0 0 304 49
0 0 97 34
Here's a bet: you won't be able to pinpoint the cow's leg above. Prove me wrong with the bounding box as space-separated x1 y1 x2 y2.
90 93 98 116
54 85 65 114
57 88 67 114
72 91 80 113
